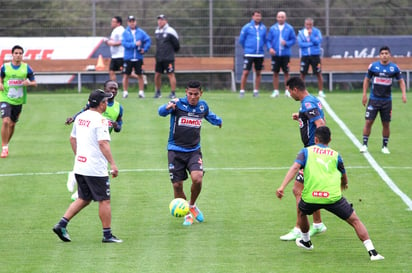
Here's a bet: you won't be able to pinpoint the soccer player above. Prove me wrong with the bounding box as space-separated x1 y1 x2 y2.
266 11 296 98
158 80 222 226
121 15 151 99
105 16 125 81
360 45 407 154
297 18 325 98
65 80 124 200
276 126 384 261
0 45 37 158
53 89 121 243
154 14 180 99
238 10 267 98
279 76 327 241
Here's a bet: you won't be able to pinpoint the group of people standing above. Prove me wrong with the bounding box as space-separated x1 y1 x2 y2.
239 10 325 98
105 14 180 99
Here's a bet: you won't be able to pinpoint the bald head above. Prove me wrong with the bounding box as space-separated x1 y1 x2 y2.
277 11 287 25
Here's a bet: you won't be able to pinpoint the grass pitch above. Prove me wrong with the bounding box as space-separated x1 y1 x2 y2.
0 88 411 273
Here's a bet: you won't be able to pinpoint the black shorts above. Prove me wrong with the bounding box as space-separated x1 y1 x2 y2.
122 60 143 75
168 149 203 183
365 99 392 122
300 55 322 75
298 197 354 220
109 58 123 71
75 174 111 201
0 102 22 123
271 56 290 73
155 60 175 74
243 56 264 71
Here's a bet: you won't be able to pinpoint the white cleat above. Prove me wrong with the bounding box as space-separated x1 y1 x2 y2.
381 147 390 154
318 91 326 98
270 90 279 98
359 145 368 153
370 254 385 261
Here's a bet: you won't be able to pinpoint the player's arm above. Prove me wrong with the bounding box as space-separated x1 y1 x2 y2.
362 76 370 106
338 155 348 190
276 161 302 199
70 136 77 155
65 104 90 125
158 99 178 116
99 140 118 177
399 78 407 103
205 109 223 128
112 105 123 133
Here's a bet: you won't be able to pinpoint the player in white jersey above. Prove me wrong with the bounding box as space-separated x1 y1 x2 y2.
53 89 122 243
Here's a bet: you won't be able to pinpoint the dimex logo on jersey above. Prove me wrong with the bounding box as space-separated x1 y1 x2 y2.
178 116 202 128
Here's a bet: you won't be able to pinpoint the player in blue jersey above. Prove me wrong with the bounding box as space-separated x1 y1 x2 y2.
158 80 222 226
279 76 327 241
360 46 407 154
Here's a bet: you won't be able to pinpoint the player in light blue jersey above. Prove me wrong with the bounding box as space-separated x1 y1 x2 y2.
360 46 407 154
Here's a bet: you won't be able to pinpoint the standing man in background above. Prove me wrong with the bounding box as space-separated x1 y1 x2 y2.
359 46 407 154
297 18 325 98
105 16 125 82
266 11 296 98
122 15 151 99
154 14 180 99
0 45 37 158
238 10 267 98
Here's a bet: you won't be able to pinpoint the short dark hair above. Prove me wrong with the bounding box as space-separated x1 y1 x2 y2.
379 46 391 53
12 45 24 54
286 76 306 91
252 10 262 16
315 126 331 144
186 80 202 90
104 79 117 89
114 16 122 25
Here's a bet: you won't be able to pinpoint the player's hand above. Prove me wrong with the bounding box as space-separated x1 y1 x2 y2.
269 48 276 56
276 188 284 199
65 117 74 125
110 165 119 178
362 95 368 106
111 121 119 129
292 113 299 120
166 99 178 110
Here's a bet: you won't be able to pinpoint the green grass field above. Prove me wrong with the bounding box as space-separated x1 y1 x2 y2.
1 88 411 273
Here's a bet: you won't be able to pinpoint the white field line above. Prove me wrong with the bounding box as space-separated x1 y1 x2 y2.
319 97 412 210
0 166 411 178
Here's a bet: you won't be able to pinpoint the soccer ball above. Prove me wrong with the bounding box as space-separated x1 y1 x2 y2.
169 198 189 217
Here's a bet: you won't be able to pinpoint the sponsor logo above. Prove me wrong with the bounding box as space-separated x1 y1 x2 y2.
373 77 392 86
78 119 91 127
7 79 24 86
312 191 330 198
178 116 202 128
77 156 87 162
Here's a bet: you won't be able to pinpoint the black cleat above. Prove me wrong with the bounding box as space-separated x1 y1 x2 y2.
53 224 71 242
295 238 313 250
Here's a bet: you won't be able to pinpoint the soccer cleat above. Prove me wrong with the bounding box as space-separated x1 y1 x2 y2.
381 147 390 154
285 90 291 97
183 214 194 226
270 90 279 98
309 223 327 237
53 224 71 242
370 253 384 261
122 91 128 98
318 91 326 98
239 91 245 98
102 235 123 243
168 92 176 99
280 228 301 241
359 145 368 153
138 90 145 98
153 90 162 98
253 91 259 97
1 147 8 158
189 205 204 222
296 238 314 250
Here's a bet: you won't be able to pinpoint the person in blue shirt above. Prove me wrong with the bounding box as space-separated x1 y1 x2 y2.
121 15 151 99
158 80 222 226
297 18 325 98
238 10 267 98
360 46 407 154
266 11 296 98
279 76 327 241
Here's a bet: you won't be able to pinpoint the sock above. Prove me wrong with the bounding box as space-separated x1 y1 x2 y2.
274 89 279 93
363 239 375 252
319 90 323 93
362 136 369 146
156 89 161 93
171 90 175 94
383 137 389 147
103 227 112 239
313 222 323 229
58 217 69 228
301 231 310 242
253 89 258 93
240 89 245 93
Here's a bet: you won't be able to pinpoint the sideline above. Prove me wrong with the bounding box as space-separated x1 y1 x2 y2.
319 97 412 210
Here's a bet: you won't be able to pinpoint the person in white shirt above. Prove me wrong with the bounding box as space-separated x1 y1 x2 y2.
53 89 122 243
105 16 125 81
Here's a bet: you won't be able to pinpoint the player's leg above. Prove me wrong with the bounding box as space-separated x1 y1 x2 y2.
154 61 163 98
295 200 314 250
282 57 291 97
380 101 392 154
360 100 377 152
135 60 145 98
300 56 309 83
270 56 280 98
253 57 264 97
122 61 132 98
280 177 304 241
166 62 177 98
313 56 325 97
1 104 19 158
240 57 252 97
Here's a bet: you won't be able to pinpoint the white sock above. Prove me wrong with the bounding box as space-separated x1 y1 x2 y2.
274 89 279 93
301 231 310 242
319 90 323 93
363 239 375 251
313 222 324 229
253 89 258 93
240 89 245 93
